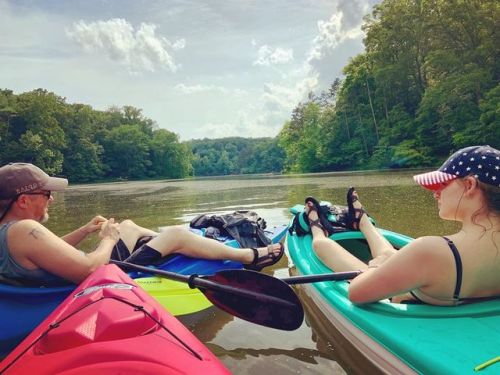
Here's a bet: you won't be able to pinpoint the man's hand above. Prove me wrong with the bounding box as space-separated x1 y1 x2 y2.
83 215 107 234
99 218 120 243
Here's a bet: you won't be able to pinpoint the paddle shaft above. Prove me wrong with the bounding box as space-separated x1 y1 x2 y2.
282 270 361 285
111 260 295 309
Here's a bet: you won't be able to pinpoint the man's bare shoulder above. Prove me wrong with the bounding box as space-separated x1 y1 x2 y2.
7 220 54 247
9 219 46 234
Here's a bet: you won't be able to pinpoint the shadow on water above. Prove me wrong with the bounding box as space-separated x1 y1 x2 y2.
43 171 458 374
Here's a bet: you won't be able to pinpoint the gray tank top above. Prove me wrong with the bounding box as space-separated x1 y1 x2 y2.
0 221 67 286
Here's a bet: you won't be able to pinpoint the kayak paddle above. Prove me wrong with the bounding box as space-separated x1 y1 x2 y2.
281 270 361 285
111 260 304 331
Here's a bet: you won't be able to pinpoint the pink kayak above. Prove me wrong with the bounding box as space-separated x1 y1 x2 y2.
0 264 230 375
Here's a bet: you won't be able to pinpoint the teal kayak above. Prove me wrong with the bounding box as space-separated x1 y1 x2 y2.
286 205 500 375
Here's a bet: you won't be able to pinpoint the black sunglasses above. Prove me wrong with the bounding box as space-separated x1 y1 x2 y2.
20 190 52 198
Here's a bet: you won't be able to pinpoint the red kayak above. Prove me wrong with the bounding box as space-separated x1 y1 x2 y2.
0 265 230 375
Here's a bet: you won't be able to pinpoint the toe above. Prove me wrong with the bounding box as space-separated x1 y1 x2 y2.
270 242 284 258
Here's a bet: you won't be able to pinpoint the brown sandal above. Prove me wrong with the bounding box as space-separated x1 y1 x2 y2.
346 187 368 230
244 243 285 271
305 199 330 236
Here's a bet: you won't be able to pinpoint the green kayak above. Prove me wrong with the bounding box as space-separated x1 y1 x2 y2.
286 205 500 375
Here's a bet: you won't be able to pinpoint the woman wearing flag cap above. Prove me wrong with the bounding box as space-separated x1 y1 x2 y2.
306 145 500 305
0 163 284 285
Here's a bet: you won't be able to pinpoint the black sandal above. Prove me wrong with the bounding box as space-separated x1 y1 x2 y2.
304 196 335 236
244 243 285 271
346 187 368 230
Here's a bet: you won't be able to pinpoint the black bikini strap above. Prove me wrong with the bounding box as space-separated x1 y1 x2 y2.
443 236 462 300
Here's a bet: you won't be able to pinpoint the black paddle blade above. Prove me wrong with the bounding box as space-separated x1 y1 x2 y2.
199 270 304 331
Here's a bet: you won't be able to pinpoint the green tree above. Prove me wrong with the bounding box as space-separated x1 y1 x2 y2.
150 129 192 178
102 125 151 179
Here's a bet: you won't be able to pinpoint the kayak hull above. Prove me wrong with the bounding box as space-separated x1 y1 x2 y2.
286 211 500 375
0 264 230 374
293 271 413 375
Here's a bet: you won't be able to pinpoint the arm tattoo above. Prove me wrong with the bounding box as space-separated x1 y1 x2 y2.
29 228 44 239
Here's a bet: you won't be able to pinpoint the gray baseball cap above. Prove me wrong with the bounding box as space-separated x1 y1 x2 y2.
0 163 68 200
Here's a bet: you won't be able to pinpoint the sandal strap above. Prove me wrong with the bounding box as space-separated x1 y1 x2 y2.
309 218 324 230
309 218 329 236
250 247 259 265
245 243 284 271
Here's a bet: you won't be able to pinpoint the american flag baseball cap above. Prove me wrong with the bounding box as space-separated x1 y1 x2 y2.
413 145 500 191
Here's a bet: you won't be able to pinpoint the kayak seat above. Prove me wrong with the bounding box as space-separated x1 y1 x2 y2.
35 298 160 354
335 238 373 263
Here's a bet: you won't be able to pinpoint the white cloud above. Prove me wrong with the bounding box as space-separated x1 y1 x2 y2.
66 18 184 73
307 12 363 65
253 45 294 66
194 75 319 140
174 83 247 96
338 0 373 31
175 83 215 94
300 1 377 91
258 74 318 125
172 38 186 50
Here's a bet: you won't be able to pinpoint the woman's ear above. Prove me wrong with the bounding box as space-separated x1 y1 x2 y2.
463 176 478 194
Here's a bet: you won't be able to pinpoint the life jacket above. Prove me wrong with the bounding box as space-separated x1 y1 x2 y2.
190 210 271 249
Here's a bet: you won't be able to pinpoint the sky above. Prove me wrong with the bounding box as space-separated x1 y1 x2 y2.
0 0 380 140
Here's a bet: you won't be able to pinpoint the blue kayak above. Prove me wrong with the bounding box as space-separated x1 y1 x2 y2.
0 224 287 358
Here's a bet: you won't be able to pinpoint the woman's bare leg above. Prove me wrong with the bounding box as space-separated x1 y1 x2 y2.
352 192 397 258
120 220 281 264
307 205 368 272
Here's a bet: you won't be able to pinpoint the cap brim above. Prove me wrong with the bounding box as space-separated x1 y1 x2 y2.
42 176 68 191
413 171 457 191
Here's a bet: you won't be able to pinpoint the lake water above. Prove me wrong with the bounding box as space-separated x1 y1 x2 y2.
46 170 459 374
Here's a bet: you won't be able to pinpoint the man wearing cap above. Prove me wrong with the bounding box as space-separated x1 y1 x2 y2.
305 145 500 305
0 163 121 285
0 163 285 285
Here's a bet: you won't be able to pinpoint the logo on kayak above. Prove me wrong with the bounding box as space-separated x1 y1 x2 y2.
74 283 134 298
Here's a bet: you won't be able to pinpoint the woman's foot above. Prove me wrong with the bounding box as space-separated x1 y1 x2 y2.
346 187 368 230
304 199 328 236
244 243 285 271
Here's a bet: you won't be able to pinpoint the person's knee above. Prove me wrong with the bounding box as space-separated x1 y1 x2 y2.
150 225 189 253
119 219 137 231
157 225 189 243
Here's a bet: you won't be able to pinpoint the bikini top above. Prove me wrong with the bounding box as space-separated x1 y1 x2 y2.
409 237 500 306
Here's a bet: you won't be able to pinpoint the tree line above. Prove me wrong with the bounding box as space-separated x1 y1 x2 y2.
0 89 192 181
188 137 284 176
0 89 283 181
278 0 499 172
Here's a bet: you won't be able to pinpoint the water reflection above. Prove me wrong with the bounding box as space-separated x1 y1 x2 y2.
45 171 457 374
